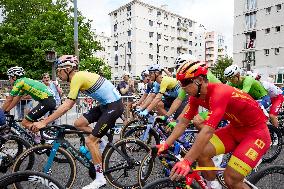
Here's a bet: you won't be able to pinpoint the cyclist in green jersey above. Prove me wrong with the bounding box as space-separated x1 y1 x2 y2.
2 66 56 130
224 64 270 109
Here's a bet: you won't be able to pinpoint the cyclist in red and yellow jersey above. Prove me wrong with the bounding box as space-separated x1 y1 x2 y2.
157 61 271 189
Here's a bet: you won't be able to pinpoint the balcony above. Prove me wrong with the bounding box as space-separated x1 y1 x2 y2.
127 48 132 54
243 40 256 50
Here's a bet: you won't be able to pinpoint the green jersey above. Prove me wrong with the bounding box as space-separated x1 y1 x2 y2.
178 70 221 100
227 76 268 100
10 77 53 101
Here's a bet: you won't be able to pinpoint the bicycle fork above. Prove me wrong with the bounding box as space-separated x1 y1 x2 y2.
43 142 61 174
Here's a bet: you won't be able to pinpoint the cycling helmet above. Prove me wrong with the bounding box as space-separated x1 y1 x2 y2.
7 66 25 77
174 54 198 66
224 65 240 78
176 61 208 81
148 64 162 72
141 69 149 77
55 55 78 69
123 71 131 77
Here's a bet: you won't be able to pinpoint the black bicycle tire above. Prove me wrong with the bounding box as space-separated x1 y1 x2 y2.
0 134 33 172
142 177 199 189
124 126 160 145
247 165 284 186
262 124 282 163
0 170 65 189
12 144 77 189
103 138 151 189
120 119 143 139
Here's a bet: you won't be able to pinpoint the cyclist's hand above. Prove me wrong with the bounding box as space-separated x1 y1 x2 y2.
139 109 149 117
167 121 177 129
155 115 168 123
31 121 47 133
170 158 192 181
156 142 169 155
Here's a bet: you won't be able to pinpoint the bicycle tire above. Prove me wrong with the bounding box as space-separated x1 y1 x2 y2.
247 165 284 188
0 134 33 173
142 177 199 189
103 138 151 189
120 119 143 139
12 144 76 189
262 124 282 163
124 126 160 146
0 170 65 189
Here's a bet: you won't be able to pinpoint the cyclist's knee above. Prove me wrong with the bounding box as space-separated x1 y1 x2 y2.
74 117 89 128
192 115 204 130
85 135 100 146
224 167 245 189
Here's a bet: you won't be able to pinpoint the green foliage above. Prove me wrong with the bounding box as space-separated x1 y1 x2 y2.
0 0 103 79
211 56 233 83
79 57 111 80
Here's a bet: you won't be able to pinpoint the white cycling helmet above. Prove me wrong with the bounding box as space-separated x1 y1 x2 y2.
174 54 198 66
7 66 25 77
247 71 258 79
141 69 149 77
148 64 162 72
224 65 240 78
55 55 78 69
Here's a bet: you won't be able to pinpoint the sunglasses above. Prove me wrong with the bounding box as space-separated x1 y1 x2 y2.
43 76 50 79
180 78 194 87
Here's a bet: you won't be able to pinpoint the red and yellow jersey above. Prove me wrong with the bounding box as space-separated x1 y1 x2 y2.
184 83 267 128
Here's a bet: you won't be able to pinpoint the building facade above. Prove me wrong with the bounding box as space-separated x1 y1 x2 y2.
234 0 284 81
194 24 206 61
109 0 196 79
94 32 112 65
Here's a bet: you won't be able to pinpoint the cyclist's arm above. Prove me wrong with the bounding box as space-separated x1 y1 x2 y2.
166 98 183 117
163 69 172 77
140 93 156 110
5 96 21 112
136 93 148 106
42 99 75 125
176 104 189 120
2 96 13 110
165 117 191 145
242 76 253 93
145 93 163 112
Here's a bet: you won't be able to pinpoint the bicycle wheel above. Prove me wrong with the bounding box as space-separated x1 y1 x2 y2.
142 177 199 189
0 135 32 173
0 170 65 189
247 165 284 188
120 119 144 139
13 144 76 189
262 124 282 163
103 138 150 189
124 126 160 146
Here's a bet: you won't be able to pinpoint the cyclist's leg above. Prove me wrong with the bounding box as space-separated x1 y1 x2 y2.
198 125 237 180
224 124 271 189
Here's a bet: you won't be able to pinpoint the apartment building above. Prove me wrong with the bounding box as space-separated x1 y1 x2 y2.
234 0 284 82
194 24 206 61
205 31 227 66
109 0 196 79
94 32 112 65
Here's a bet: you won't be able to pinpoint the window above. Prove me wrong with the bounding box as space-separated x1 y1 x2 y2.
164 56 168 61
127 30 131 36
164 24 168 30
275 48 280 55
189 41 192 46
127 18 131 24
264 49 269 56
188 50 192 55
164 46 169 51
265 28 270 34
114 24 117 32
148 8 153 14
114 46 118 51
157 34 161 41
114 12 117 18
246 0 257 10
149 20 153 26
276 26 281 32
171 37 175 41
188 21 192 27
157 11 161 16
245 13 256 29
149 54 153 60
149 43 153 48
115 55 118 61
276 4 282 11
126 6 131 11
266 7 271 14
149 32 154 38
128 42 131 49
189 32 193 36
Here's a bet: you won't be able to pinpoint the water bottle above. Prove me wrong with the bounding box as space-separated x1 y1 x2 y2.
79 146 92 160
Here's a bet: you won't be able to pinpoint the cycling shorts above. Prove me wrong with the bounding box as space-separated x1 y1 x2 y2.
162 95 176 110
209 123 271 176
25 97 56 122
83 99 124 138
257 95 271 109
269 94 284 116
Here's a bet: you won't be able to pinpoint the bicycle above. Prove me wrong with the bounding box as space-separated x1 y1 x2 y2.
12 124 151 189
0 170 65 189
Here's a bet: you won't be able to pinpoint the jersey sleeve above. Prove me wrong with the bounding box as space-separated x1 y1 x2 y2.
67 74 84 100
183 97 199 120
178 89 187 100
10 80 24 96
203 90 231 129
242 76 254 93
159 78 169 94
151 82 159 94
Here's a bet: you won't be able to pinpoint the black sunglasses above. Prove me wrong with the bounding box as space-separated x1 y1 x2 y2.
180 78 194 87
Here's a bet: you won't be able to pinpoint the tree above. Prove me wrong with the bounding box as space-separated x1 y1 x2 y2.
79 57 111 80
211 56 233 83
0 0 104 79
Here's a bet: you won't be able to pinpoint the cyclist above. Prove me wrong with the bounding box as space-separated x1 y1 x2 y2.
157 61 270 189
224 65 270 109
138 64 183 119
247 72 284 127
1 66 56 131
32 55 124 189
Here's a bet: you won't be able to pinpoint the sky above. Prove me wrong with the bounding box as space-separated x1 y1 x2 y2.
77 0 234 56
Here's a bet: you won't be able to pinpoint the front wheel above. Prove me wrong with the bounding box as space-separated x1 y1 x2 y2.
142 177 199 189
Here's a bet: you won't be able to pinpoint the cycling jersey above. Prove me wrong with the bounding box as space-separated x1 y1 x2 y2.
151 76 180 98
184 83 270 176
67 71 121 105
227 76 267 100
10 77 53 101
178 70 221 100
260 81 282 98
145 82 153 94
